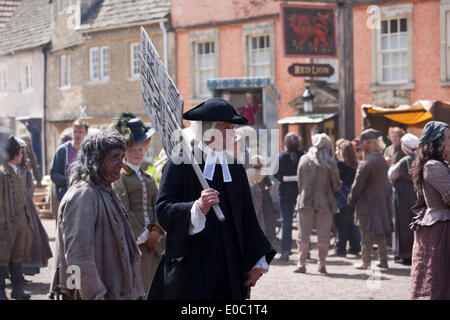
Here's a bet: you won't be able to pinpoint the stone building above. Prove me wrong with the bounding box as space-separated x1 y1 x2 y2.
45 0 175 171
0 0 52 175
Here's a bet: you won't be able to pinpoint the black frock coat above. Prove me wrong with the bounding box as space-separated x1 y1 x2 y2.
148 149 276 300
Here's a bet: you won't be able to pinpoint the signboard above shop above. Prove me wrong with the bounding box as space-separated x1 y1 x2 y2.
281 4 337 58
288 63 335 77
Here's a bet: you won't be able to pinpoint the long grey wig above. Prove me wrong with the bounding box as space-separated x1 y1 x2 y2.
69 130 126 187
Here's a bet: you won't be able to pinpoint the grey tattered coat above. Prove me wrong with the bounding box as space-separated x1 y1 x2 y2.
49 179 144 300
349 153 393 235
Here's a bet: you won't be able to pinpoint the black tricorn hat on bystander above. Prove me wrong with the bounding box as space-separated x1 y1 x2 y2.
183 97 248 125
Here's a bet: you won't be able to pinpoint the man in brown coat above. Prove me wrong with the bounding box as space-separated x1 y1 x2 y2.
49 131 144 300
0 136 33 300
348 129 393 270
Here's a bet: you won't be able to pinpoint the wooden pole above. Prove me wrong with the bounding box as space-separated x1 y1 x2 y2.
337 0 355 140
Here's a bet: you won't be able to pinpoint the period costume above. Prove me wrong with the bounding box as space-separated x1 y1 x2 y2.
349 129 393 269
274 149 305 258
332 160 361 256
112 163 165 297
258 176 277 242
50 140 79 202
0 137 33 300
19 152 52 276
236 103 261 126
49 179 144 300
25 143 41 187
388 133 419 263
410 121 450 300
148 98 276 300
384 144 406 165
247 164 277 242
295 133 342 273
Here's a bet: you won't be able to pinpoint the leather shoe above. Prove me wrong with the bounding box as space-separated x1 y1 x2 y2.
293 265 306 273
354 262 370 270
279 252 289 261
318 264 327 274
376 262 388 269
11 291 30 300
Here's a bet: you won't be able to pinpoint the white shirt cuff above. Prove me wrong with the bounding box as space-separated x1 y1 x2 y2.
388 164 400 182
252 256 269 274
136 229 149 245
283 175 297 182
189 200 206 235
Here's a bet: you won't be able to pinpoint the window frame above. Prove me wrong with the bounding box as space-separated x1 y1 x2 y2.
89 46 109 82
0 66 6 95
440 0 450 85
248 34 271 78
101 46 109 80
59 0 71 14
130 43 140 78
189 29 219 102
194 41 216 98
242 20 275 81
370 4 414 91
60 54 71 88
21 63 33 92
378 17 409 85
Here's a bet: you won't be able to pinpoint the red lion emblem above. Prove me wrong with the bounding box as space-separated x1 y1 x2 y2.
290 12 330 52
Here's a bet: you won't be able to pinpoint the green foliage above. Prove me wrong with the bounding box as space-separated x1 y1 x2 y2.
145 156 161 185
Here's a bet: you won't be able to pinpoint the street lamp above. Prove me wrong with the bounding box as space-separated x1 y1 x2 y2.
302 85 315 113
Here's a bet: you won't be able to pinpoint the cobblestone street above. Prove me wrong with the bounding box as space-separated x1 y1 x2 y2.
5 218 411 300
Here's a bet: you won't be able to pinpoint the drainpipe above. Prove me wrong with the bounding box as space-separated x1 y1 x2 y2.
42 44 48 175
159 20 168 69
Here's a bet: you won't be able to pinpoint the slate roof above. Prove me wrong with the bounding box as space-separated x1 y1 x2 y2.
80 0 170 32
0 0 21 30
0 0 51 55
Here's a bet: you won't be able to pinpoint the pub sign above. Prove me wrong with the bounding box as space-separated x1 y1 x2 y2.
281 4 337 58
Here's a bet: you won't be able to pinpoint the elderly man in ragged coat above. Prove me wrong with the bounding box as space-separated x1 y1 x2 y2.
49 131 144 300
148 98 276 300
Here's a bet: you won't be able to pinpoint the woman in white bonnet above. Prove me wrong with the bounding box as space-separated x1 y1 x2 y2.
294 133 342 274
388 133 419 265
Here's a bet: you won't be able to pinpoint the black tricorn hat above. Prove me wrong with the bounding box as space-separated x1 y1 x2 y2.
126 118 155 143
183 98 248 125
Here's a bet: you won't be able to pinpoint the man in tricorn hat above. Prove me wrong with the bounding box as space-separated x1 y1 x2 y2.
148 97 276 300
0 136 32 300
348 128 393 270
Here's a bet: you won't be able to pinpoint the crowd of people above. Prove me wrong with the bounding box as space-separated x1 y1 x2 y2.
0 97 448 300
268 122 449 299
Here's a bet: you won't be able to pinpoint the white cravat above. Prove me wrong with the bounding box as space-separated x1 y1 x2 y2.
198 142 232 183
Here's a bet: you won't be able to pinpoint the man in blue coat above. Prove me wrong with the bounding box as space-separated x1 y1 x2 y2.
148 98 276 300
